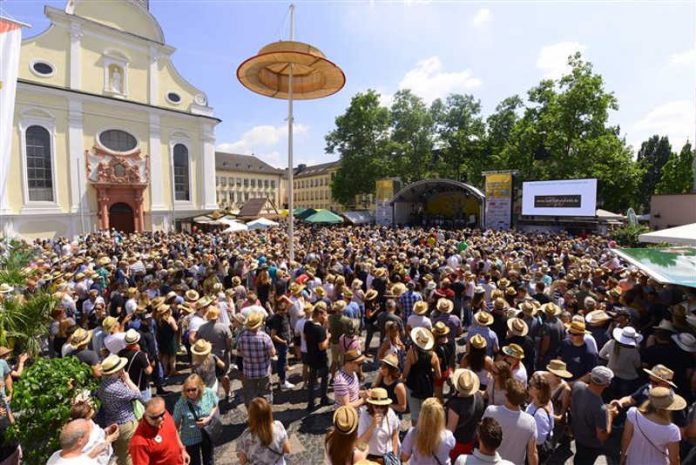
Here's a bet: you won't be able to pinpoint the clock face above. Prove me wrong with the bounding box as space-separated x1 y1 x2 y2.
114 162 126 177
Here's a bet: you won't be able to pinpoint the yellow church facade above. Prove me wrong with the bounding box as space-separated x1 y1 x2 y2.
1 0 219 240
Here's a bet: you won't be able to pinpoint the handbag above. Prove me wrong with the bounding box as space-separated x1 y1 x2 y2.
531 406 554 464
186 401 223 445
382 412 400 465
127 352 145 421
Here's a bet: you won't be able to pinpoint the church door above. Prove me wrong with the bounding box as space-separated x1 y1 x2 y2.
109 203 135 234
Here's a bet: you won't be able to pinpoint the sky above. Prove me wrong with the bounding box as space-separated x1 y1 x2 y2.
3 0 695 168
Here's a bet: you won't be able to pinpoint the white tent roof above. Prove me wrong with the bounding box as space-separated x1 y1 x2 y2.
639 223 696 246
220 218 248 233
247 218 279 230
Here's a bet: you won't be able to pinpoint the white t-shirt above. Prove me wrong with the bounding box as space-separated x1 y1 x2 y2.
294 317 308 353
124 298 138 316
188 315 207 334
407 314 432 330
103 333 126 355
482 405 537 465
82 420 113 465
512 363 528 387
46 451 99 465
625 407 681 465
357 407 400 456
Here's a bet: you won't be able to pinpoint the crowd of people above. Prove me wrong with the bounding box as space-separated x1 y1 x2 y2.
0 223 695 465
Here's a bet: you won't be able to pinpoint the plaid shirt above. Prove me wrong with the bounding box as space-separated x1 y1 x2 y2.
97 376 142 425
238 329 273 378
399 290 422 320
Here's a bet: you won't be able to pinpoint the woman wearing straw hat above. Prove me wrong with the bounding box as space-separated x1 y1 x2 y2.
357 388 400 464
445 369 485 460
599 326 643 398
401 397 456 465
460 334 494 391
372 353 408 415
190 339 225 395
620 386 685 465
403 328 441 426
467 311 500 358
504 317 535 376
432 322 455 402
325 405 369 465
543 359 573 453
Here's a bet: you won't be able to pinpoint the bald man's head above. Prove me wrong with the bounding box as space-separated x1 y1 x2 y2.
144 396 167 429
60 419 91 452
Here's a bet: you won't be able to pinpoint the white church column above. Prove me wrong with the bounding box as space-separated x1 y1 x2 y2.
200 122 217 211
149 113 165 210
69 23 82 90
68 99 87 235
149 46 158 105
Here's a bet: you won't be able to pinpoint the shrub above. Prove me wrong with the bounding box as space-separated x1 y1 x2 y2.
610 224 650 247
7 357 100 465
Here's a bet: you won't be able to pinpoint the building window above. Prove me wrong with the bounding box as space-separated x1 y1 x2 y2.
250 179 256 188
220 177 226 187
173 143 190 201
25 125 54 202
166 92 182 105
30 60 54 77
228 177 234 186
243 178 249 188
264 179 269 188
244 192 249 201
99 129 138 152
271 180 276 189
236 178 241 187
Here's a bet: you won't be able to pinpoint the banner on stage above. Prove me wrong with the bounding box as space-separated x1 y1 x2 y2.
484 173 513 229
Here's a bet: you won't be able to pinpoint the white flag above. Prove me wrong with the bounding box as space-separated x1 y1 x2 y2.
0 17 26 213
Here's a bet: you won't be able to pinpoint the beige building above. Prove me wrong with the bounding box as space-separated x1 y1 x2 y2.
215 152 283 211
292 161 340 210
1 0 219 239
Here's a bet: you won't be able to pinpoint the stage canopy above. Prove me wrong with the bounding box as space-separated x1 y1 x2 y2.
247 218 279 230
639 223 696 246
613 247 696 288
304 209 343 224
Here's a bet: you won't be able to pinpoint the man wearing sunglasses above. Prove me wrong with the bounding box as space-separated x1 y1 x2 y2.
129 397 190 465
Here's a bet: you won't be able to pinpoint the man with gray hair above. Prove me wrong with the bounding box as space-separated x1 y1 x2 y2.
46 418 99 464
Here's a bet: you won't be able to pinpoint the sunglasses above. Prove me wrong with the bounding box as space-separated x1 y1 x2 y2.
185 388 198 393
147 411 166 420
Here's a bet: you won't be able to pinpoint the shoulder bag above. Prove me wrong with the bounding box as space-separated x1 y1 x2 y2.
186 399 223 445
127 352 145 420
531 405 554 464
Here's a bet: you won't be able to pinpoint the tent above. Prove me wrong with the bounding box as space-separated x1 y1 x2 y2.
295 208 317 220
221 219 248 233
247 218 279 230
304 209 343 224
639 223 696 246
613 247 696 288
343 210 374 225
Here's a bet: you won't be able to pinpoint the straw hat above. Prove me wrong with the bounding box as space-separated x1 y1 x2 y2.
568 320 590 335
0 346 12 358
391 283 407 297
191 339 212 357
502 343 524 359
672 333 696 353
452 368 480 397
413 301 428 316
333 301 347 313
344 350 366 364
366 387 392 406
289 283 305 295
437 298 453 314
432 321 450 337
643 364 677 388
364 289 378 301
373 268 387 278
410 327 434 351
156 304 171 316
246 312 264 330
474 285 485 295
333 405 359 434
0 284 14 294
314 287 326 297
612 326 643 346
237 40 346 100
101 355 128 376
474 311 493 326
380 353 400 370
653 319 677 333
70 328 92 348
546 359 573 379
195 296 213 310
541 302 561 317
507 318 528 337
585 310 611 325
206 307 220 321
645 387 687 411
124 329 141 345
518 301 538 316
185 290 199 302
469 334 487 350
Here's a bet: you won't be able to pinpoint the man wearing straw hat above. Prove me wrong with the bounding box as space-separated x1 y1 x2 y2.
538 302 565 367
197 306 233 399
559 320 597 381
468 311 499 357
237 312 275 407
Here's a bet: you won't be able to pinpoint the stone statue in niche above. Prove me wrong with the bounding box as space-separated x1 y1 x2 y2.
110 65 123 93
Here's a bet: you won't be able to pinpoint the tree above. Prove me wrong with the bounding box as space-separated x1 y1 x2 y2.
326 90 391 205
636 135 672 212
656 142 694 194
389 90 435 183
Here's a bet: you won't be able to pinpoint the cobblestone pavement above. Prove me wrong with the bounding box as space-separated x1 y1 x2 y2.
161 340 605 465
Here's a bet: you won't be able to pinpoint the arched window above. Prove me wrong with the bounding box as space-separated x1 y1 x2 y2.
25 125 54 201
173 143 189 201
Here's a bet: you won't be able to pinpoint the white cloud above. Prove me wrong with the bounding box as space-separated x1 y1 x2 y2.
536 41 587 79
392 56 482 103
217 123 309 167
472 8 491 26
630 100 694 149
669 48 696 67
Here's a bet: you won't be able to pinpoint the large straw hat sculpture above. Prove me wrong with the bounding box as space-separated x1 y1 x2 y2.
237 41 345 100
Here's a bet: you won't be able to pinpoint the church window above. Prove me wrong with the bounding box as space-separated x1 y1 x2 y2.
99 129 137 152
173 143 190 201
25 126 54 202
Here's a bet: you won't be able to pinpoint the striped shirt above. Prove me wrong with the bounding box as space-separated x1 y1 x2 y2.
333 369 360 406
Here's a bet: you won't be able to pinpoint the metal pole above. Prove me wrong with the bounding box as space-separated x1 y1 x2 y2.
287 3 295 263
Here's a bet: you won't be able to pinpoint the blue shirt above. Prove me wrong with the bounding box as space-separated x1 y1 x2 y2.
97 376 141 425
344 302 361 320
173 388 218 446
467 325 499 357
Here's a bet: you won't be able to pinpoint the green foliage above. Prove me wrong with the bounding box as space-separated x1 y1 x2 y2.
655 142 694 195
390 89 436 183
610 223 650 247
8 357 99 465
636 135 672 212
0 240 35 287
0 292 55 357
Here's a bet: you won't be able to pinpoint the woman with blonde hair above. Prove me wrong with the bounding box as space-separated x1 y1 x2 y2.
485 360 512 406
173 374 218 465
238 397 291 465
325 405 369 465
377 321 405 364
620 387 684 465
401 397 455 464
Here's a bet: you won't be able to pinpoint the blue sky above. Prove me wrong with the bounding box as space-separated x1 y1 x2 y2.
4 0 695 168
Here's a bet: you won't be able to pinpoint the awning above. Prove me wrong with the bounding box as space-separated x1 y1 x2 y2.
639 223 696 246
247 218 279 230
221 219 249 233
613 247 696 288
304 209 343 224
